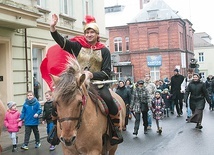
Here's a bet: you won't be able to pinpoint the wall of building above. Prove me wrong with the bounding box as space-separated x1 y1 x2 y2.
0 0 106 107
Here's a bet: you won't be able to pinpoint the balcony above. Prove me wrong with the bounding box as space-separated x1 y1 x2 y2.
0 0 41 29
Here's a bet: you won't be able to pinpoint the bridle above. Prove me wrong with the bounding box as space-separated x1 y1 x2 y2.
57 88 87 131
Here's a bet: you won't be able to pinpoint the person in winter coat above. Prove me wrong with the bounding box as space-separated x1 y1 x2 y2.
205 75 213 110
170 68 184 117
19 91 42 150
42 90 55 151
4 101 22 152
116 80 131 131
180 69 193 121
162 88 171 117
125 78 134 119
130 80 149 135
184 73 211 129
151 91 165 134
144 73 156 130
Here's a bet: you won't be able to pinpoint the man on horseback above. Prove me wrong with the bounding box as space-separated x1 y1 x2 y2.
49 14 123 145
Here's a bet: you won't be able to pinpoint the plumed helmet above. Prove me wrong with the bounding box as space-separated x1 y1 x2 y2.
83 15 99 34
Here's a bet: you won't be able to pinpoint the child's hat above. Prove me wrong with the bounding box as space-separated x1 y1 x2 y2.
7 101 16 109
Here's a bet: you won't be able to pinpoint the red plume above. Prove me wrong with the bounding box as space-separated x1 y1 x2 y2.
85 15 96 24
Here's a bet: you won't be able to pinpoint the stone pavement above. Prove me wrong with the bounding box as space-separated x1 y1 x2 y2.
0 123 47 153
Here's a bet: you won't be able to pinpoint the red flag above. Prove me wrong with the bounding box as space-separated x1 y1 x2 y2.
40 44 73 90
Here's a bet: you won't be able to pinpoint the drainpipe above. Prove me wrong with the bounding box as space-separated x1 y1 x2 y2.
24 28 29 92
184 21 188 75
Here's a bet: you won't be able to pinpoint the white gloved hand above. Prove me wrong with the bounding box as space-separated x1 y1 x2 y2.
34 113 39 118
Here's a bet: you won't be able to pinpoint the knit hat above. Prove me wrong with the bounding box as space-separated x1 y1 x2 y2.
137 80 144 85
174 68 179 72
7 101 16 109
83 15 99 34
163 88 169 92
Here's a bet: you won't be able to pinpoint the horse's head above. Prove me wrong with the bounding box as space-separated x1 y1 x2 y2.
51 57 88 146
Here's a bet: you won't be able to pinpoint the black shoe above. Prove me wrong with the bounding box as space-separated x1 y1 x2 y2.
144 127 148 134
195 123 203 129
110 136 123 145
110 127 123 145
133 130 138 135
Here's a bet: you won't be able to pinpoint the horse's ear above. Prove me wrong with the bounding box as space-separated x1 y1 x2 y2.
77 74 86 87
50 74 60 86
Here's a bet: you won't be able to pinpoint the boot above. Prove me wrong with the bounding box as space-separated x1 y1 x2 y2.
12 145 18 152
133 129 138 135
109 113 123 145
144 126 148 134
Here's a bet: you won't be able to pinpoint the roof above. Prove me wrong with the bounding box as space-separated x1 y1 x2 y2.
105 0 182 27
194 32 213 47
105 0 141 27
129 0 181 24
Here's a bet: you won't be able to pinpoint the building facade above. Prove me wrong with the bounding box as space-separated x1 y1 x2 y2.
193 32 214 81
0 0 106 107
105 0 194 82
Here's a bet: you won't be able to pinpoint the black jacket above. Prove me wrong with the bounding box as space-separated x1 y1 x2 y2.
184 80 211 110
42 101 53 123
116 86 131 105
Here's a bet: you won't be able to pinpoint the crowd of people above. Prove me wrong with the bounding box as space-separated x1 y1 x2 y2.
113 68 213 136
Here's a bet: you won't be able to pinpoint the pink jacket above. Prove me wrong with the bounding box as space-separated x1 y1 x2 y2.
4 109 22 132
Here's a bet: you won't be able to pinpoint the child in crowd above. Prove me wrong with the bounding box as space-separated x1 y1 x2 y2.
19 91 42 150
151 91 165 134
162 88 171 117
42 90 56 151
4 101 22 152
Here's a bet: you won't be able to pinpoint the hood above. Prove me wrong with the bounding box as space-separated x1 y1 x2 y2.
8 109 18 114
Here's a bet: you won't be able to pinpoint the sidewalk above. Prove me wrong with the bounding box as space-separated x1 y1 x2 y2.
0 123 47 152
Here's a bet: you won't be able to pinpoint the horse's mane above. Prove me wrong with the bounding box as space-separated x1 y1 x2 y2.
54 56 81 104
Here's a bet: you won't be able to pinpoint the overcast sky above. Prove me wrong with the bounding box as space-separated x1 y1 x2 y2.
164 0 214 43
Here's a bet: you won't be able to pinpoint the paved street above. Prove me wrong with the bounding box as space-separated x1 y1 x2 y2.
1 106 214 155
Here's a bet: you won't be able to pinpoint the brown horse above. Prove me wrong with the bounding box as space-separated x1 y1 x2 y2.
51 57 126 155
0 100 6 152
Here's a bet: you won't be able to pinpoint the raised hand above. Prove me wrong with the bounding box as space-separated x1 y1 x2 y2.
50 14 58 32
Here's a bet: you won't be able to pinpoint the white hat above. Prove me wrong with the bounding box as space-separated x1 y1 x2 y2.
7 101 16 109
83 15 99 34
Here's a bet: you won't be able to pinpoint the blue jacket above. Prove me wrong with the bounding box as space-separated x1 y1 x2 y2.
20 97 42 125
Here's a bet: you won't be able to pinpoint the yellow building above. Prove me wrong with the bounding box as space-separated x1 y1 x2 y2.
0 0 106 107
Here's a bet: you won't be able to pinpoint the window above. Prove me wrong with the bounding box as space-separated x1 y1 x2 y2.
148 9 158 20
83 0 93 16
61 0 73 16
125 37 129 51
114 37 122 52
198 52 204 62
150 67 160 82
37 0 46 8
149 32 158 48
200 72 205 82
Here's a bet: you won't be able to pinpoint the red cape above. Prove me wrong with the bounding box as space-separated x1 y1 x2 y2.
40 44 73 90
71 36 105 50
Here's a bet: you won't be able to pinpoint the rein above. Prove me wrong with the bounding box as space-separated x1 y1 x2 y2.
57 88 87 130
